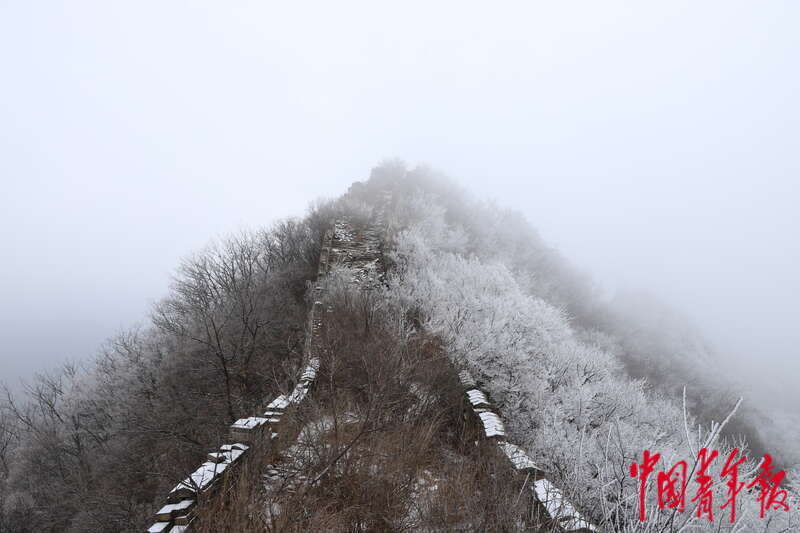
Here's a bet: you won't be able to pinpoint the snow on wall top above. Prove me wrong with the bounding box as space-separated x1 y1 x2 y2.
498 442 539 472
460 371 598 531
147 210 390 533
328 219 384 287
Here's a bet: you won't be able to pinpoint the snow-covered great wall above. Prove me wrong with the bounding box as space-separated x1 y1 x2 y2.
146 194 598 532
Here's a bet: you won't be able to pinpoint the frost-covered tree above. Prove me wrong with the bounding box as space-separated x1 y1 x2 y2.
369 162 798 530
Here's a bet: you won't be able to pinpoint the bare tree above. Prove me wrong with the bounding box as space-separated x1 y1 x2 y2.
152 228 311 422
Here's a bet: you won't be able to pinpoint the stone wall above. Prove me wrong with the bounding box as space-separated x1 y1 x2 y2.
146 197 599 532
458 367 598 532
146 212 386 532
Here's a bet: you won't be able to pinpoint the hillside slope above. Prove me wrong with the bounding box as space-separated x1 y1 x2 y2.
1 163 796 532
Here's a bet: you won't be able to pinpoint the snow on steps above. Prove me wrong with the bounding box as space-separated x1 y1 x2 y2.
144 220 356 532
458 368 598 532
146 199 598 531
260 215 388 523
148 312 323 530
146 442 250 530
145 321 323 532
533 478 598 532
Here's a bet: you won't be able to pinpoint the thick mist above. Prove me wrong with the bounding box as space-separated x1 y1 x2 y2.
1 0 797 425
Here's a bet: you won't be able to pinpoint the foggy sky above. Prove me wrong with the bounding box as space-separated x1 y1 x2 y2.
1 2 797 401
